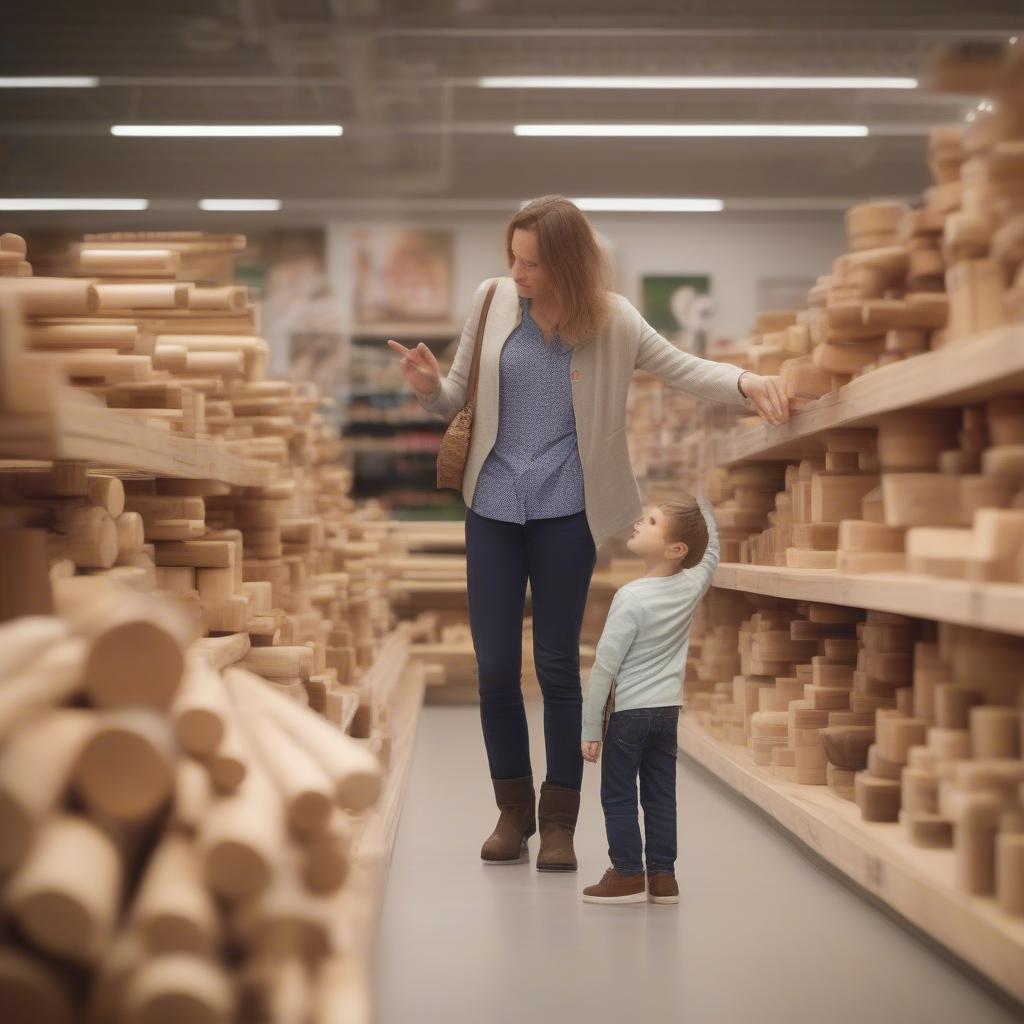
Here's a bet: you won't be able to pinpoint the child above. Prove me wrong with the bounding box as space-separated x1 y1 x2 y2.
579 495 719 905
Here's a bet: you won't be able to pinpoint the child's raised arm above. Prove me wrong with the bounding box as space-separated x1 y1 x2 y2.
581 590 643 743
688 496 721 593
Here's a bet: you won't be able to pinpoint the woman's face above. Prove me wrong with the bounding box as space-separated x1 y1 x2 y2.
510 228 553 301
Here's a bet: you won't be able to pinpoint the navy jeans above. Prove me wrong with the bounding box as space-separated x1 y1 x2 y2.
465 507 596 791
601 706 680 876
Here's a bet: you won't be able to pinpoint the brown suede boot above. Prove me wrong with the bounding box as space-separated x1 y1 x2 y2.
535 782 580 872
647 871 679 905
480 775 536 865
581 867 646 904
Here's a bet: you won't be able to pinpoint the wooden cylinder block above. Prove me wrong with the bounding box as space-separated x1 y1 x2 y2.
53 506 118 569
6 814 121 963
301 808 352 894
238 646 314 681
969 706 1021 758
95 283 188 310
115 511 146 556
187 286 247 311
0 709 95 873
198 755 285 902
0 529 53 621
811 474 880 523
72 709 176 822
855 773 902 822
79 248 180 277
0 638 87 739
28 323 139 351
0 615 67 679
171 659 230 757
820 725 874 769
9 278 99 315
0 947 75 1024
132 833 218 956
123 954 234 1024
173 758 212 834
83 596 194 710
877 410 960 471
208 717 249 794
87 474 125 517
996 832 1024 917
955 822 998 895
881 474 966 528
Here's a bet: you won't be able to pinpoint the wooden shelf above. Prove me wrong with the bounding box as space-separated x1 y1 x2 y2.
678 716 1024 1006
716 324 1024 466
713 563 1024 637
351 322 460 341
0 391 274 486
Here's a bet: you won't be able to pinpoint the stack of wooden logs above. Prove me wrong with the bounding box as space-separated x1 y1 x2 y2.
0 581 395 1023
686 598 1024 916
0 232 402 735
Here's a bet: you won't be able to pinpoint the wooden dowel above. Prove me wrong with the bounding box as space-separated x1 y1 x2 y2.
28 323 139 352
0 946 75 1024
171 758 212 834
0 709 95 873
207 716 249 794
122 954 234 1024
94 283 188 310
71 709 176 822
198 750 285 902
51 506 118 569
130 832 218 956
192 632 251 671
5 814 121 963
236 706 334 838
78 248 179 277
0 615 66 679
171 659 229 758
186 287 247 311
6 278 99 315
223 669 382 812
114 511 145 556
0 529 53 620
300 808 352 894
86 474 126 518
0 638 87 740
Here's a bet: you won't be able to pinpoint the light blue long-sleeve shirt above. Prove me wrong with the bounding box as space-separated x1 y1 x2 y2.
581 498 720 742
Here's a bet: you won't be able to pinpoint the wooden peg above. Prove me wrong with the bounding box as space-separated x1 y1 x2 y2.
122 954 234 1024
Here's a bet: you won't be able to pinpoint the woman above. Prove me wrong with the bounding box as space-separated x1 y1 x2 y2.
387 196 788 872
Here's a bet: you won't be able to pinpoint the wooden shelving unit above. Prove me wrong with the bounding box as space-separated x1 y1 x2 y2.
712 563 1024 638
715 324 1024 466
678 716 1024 1005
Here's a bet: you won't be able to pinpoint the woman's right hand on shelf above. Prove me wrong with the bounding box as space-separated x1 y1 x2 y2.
386 339 442 398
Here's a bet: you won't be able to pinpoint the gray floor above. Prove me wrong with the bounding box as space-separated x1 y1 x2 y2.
376 700 1022 1024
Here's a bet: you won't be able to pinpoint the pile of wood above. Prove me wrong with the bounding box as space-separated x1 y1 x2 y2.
739 41 1024 407
686 598 1024 916
704 397 1024 581
0 588 392 1023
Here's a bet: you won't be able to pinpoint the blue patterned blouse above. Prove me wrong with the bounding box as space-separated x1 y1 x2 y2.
470 297 586 523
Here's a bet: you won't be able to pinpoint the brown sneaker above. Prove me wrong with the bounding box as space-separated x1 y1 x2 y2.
647 871 679 905
581 867 646 904
480 775 536 865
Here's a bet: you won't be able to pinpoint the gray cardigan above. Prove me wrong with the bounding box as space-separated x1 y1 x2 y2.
418 276 749 550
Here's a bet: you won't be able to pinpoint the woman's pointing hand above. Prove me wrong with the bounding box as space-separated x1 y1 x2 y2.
386 339 442 398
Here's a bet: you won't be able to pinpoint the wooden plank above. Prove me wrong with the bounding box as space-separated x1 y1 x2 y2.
713 563 1024 638
0 393 272 486
716 325 1024 465
678 715 1024 1005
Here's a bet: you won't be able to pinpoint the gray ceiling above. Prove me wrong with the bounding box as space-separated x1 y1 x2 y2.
0 1 1018 228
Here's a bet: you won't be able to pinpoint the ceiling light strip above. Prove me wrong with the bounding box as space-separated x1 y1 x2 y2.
111 124 343 137
483 76 917 90
514 124 869 137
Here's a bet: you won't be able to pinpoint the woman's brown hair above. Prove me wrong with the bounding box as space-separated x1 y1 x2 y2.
506 195 612 346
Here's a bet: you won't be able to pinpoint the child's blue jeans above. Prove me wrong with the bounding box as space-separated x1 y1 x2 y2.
601 706 680 876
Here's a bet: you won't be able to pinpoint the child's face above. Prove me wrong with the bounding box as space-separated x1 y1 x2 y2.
626 505 688 563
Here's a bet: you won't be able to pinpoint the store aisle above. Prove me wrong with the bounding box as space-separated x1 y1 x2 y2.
376 700 1020 1024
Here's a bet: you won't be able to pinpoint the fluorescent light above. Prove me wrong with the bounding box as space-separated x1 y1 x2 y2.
514 123 869 137
570 197 723 213
0 198 149 211
0 76 99 88
199 199 282 212
111 124 343 137
484 76 917 90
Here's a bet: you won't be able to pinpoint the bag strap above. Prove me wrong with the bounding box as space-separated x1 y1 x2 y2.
465 280 499 407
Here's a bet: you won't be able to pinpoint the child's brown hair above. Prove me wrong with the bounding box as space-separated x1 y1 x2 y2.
659 496 708 570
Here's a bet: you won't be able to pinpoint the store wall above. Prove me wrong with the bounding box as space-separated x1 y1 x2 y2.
324 212 846 348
